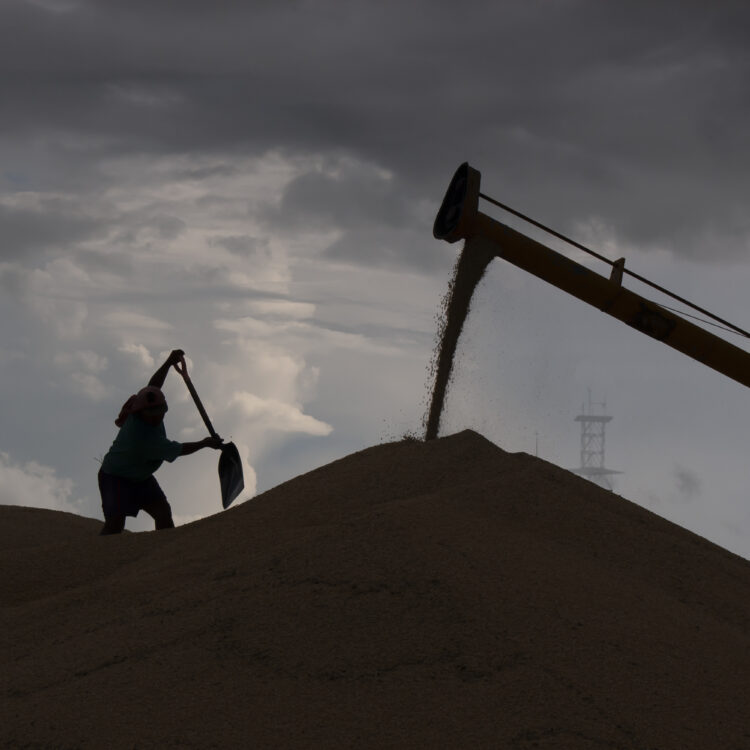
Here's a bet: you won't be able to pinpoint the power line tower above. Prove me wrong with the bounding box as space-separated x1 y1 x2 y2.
573 389 621 490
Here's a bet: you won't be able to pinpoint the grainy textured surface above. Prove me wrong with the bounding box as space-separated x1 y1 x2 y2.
3 430 750 749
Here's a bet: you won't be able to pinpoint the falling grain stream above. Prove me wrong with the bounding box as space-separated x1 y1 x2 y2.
424 238 497 440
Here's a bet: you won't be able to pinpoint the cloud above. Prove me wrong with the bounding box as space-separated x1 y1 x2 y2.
215 316 405 359
271 160 409 231
31 296 89 340
231 391 332 436
3 1 750 261
209 235 271 259
0 347 27 366
53 349 111 400
0 197 110 260
264 158 445 271
54 349 108 373
118 343 155 369
323 225 444 272
106 81 185 111
68 371 110 401
0 450 84 514
23 0 83 12
241 299 316 320
209 332 320 402
2 255 100 339
101 311 173 333
674 464 702 502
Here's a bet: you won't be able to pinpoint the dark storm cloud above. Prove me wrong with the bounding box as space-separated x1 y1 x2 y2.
210 235 271 259
264 161 450 270
0 200 109 259
272 166 411 232
145 214 186 240
323 226 450 272
3 0 750 260
74 247 133 276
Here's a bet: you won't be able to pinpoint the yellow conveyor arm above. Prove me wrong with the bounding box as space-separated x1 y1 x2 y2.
433 163 750 390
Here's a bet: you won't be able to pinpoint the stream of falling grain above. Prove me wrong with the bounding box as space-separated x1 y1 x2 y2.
424 239 497 440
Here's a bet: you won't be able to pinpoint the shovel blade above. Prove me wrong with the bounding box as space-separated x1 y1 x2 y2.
218 442 244 509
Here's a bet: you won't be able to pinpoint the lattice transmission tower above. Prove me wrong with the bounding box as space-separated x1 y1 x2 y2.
573 389 621 490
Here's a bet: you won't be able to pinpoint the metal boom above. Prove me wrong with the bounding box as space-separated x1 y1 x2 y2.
433 163 750 391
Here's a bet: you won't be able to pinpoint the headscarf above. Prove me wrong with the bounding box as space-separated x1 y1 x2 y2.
115 386 168 427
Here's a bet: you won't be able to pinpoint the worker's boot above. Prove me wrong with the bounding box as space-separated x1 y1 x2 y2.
155 515 175 530
100 516 125 535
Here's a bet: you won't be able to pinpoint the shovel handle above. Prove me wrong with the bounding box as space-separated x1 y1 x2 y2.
173 358 219 439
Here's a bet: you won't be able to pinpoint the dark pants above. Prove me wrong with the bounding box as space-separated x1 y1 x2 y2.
98 470 175 535
99 499 175 534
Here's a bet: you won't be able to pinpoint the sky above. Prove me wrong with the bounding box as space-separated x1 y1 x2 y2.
2 0 750 557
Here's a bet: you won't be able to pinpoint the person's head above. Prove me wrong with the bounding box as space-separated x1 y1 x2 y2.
132 386 168 426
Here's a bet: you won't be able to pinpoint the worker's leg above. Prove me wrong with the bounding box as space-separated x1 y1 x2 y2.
139 476 175 530
141 497 175 530
98 469 128 535
100 515 126 535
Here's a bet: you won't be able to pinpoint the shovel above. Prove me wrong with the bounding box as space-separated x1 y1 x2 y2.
174 358 244 509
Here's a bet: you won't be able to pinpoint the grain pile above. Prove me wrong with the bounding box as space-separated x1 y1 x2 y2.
3 429 750 749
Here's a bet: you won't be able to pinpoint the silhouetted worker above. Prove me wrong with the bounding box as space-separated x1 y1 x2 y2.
98 348 223 535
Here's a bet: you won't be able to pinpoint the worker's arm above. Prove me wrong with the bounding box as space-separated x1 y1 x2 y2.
180 436 224 456
148 349 185 389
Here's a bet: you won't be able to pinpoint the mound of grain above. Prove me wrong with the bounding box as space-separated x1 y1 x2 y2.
3 430 750 749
